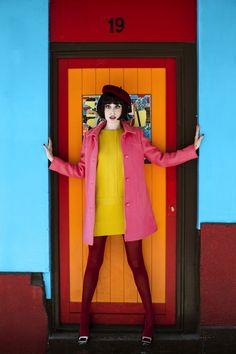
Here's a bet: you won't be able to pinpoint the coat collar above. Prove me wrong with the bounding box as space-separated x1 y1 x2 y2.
89 120 136 138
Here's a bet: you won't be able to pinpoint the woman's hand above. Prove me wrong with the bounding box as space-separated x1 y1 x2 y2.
194 124 204 150
43 137 54 162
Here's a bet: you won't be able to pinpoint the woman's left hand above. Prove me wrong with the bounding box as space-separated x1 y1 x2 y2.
194 124 204 150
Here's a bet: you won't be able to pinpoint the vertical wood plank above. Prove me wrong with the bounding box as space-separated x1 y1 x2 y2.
82 69 96 94
95 68 110 94
68 69 83 302
151 68 166 303
137 69 153 303
123 68 138 93
110 68 124 87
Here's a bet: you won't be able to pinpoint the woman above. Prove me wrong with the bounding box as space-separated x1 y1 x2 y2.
44 85 203 345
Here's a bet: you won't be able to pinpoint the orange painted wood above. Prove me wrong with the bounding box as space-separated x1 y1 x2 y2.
151 69 166 303
68 69 83 302
68 68 166 304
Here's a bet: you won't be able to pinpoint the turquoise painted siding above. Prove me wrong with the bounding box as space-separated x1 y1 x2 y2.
0 0 50 297
198 0 236 224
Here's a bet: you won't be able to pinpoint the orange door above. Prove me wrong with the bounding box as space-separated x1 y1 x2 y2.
57 58 177 325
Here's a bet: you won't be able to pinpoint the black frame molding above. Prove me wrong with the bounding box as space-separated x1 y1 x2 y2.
49 42 199 334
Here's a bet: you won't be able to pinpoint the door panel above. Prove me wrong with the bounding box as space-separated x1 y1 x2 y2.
57 58 176 325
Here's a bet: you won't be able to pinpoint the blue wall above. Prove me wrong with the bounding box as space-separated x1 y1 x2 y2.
198 0 236 224
0 0 50 296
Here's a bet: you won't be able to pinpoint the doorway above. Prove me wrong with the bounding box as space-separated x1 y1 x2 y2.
50 43 198 333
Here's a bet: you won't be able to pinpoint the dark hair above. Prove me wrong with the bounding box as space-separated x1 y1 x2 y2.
97 93 129 121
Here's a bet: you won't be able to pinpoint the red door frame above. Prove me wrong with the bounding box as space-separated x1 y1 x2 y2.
57 58 177 325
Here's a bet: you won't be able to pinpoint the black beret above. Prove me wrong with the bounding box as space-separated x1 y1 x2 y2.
102 85 131 106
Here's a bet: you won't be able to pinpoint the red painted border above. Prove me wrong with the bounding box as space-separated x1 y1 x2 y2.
70 302 165 314
68 303 167 325
50 0 196 43
58 58 176 325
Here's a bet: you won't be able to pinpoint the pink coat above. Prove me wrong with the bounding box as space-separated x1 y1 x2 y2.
49 120 198 245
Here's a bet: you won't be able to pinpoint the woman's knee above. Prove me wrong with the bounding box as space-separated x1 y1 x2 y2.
125 240 144 271
87 254 104 271
127 256 144 272
87 237 106 270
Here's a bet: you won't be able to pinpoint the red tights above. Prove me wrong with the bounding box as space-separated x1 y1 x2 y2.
80 236 154 337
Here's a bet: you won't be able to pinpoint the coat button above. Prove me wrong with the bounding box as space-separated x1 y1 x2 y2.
126 202 130 207
125 154 129 159
125 177 130 182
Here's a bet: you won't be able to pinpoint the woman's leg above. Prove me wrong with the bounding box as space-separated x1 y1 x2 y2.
80 236 107 337
124 240 154 338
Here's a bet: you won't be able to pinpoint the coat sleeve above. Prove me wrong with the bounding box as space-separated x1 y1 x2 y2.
49 134 86 178
140 130 198 167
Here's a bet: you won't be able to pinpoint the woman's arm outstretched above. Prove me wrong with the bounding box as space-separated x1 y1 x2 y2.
43 137 86 179
140 124 204 167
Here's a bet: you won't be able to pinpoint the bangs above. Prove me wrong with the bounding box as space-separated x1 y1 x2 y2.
102 93 123 105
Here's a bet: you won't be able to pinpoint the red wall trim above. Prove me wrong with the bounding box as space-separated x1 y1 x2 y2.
50 0 196 43
200 223 236 325
0 274 48 354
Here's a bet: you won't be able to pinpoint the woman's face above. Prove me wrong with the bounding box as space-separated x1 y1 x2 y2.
104 103 122 123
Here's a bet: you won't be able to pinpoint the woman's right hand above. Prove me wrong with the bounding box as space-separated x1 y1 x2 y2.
43 137 54 162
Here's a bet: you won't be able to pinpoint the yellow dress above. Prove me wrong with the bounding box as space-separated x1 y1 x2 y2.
94 128 125 236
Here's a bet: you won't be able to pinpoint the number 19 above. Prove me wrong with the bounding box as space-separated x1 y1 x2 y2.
108 17 125 33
